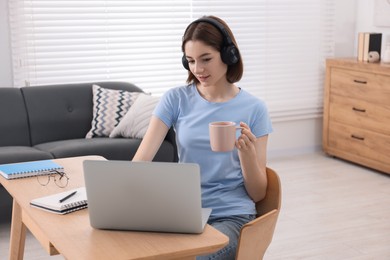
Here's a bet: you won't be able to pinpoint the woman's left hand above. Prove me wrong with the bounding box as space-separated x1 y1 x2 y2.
236 122 257 152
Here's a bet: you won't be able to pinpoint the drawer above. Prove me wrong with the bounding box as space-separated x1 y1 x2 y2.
328 121 390 164
329 95 390 135
330 68 390 105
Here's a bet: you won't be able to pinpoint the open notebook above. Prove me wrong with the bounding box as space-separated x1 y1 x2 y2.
30 187 87 215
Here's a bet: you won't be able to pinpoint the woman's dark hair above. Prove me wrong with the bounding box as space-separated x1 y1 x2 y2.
181 15 243 84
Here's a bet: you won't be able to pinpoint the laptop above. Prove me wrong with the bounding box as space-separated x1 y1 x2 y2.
83 160 211 234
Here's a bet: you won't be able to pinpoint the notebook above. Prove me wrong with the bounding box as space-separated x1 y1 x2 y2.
83 160 212 234
0 159 64 180
30 187 88 215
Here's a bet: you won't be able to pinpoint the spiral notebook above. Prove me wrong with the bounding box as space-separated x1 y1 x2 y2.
0 159 64 180
30 187 88 215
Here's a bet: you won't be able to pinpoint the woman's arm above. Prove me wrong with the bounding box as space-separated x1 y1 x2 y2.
236 122 269 202
132 116 169 162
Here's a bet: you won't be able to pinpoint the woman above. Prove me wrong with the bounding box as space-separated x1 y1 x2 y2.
133 15 273 259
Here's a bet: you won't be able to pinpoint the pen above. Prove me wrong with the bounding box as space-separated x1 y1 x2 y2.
59 191 77 203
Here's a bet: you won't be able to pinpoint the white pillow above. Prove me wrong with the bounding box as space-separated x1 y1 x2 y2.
86 84 140 138
110 93 160 139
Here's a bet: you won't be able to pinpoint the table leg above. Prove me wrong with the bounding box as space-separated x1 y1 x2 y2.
9 199 26 260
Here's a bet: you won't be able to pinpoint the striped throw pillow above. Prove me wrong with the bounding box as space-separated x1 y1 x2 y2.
85 84 139 138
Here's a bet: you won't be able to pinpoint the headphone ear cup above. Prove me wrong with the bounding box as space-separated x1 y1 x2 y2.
182 55 190 70
221 45 239 65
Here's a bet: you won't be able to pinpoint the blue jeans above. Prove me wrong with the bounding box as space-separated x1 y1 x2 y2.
197 214 256 260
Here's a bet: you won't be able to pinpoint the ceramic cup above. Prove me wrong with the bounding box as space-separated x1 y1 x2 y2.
209 121 241 152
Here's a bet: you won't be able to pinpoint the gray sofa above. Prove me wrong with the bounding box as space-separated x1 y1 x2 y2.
0 81 177 221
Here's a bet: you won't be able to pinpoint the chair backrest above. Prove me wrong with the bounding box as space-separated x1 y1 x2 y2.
236 167 282 260
256 167 282 216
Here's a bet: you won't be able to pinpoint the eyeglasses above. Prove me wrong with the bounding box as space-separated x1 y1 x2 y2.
37 170 69 188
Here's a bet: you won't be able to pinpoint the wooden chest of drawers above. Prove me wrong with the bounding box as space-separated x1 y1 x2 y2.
323 58 390 174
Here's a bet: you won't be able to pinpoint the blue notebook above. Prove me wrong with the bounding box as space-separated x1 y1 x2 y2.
0 159 64 180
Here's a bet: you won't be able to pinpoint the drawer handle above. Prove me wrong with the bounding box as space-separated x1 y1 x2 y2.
352 107 366 113
351 135 365 141
353 79 367 84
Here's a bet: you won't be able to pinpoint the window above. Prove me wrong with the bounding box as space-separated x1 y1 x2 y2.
8 0 335 121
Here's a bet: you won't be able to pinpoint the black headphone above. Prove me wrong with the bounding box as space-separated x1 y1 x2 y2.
182 17 240 70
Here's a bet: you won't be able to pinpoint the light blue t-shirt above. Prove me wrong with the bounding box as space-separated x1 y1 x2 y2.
153 83 273 217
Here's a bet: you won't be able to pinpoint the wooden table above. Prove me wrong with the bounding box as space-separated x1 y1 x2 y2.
1 156 228 259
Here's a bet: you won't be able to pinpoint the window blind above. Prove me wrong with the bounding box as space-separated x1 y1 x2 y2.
8 0 335 121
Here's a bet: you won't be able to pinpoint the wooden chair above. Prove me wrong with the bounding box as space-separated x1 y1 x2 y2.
236 167 282 260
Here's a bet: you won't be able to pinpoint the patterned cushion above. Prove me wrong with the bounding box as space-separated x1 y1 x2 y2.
110 93 160 139
86 84 139 138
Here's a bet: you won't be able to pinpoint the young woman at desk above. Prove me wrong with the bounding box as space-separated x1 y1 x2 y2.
133 15 273 260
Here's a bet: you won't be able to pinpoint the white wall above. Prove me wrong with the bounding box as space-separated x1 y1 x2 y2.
267 118 323 159
334 0 357 57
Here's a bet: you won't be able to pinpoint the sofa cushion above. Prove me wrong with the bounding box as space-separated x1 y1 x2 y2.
35 138 175 162
0 147 53 164
22 84 95 145
0 88 31 146
110 93 160 139
86 85 140 138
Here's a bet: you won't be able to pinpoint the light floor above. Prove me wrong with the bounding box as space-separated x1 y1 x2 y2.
0 152 389 259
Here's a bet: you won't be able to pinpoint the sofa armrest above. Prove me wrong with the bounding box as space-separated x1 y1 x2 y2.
0 88 31 146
